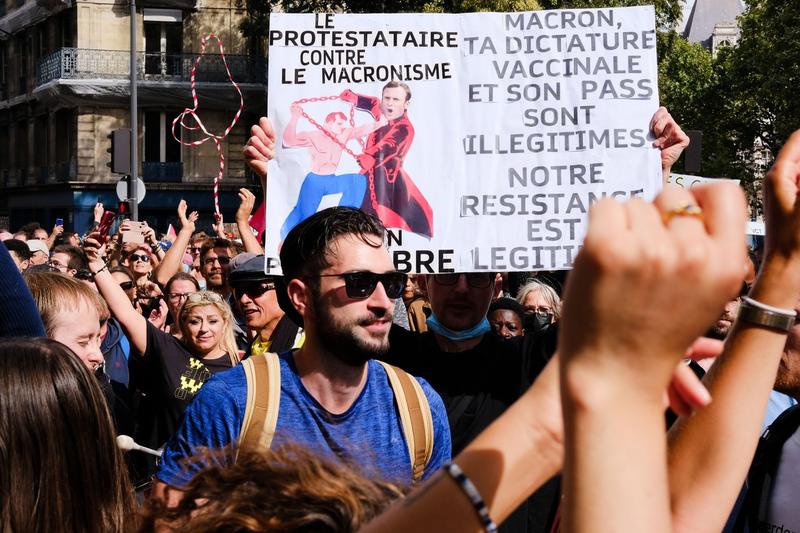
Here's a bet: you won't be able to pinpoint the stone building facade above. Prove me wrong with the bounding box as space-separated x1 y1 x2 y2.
0 0 266 232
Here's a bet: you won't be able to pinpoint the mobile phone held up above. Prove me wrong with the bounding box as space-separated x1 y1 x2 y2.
97 211 116 241
55 218 64 227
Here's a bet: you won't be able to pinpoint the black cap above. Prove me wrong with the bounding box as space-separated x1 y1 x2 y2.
228 255 279 286
4 239 31 261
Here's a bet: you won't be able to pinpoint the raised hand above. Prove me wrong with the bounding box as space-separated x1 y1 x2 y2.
177 199 198 233
93 202 105 224
561 184 746 387
235 188 256 224
242 117 276 183
650 107 690 178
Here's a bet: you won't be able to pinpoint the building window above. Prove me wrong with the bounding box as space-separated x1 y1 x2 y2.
143 110 182 181
144 18 182 77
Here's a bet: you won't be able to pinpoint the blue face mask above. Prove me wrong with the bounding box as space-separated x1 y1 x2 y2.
426 313 492 341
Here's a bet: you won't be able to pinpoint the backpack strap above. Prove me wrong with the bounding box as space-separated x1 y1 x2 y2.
238 352 281 455
378 361 434 484
735 404 800 532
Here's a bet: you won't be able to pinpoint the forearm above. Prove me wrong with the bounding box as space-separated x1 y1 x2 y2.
282 116 303 147
154 228 192 286
45 234 57 249
93 267 147 354
667 258 800 532
562 364 671 533
236 218 263 254
363 358 563 532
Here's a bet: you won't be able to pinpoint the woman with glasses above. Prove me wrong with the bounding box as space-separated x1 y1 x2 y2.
163 272 201 340
86 236 240 454
516 278 562 335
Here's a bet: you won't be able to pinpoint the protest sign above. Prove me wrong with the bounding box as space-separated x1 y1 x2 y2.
667 173 741 189
265 7 662 274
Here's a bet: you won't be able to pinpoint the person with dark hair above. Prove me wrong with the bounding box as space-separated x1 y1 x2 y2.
199 237 235 297
154 206 450 502
487 297 525 339
140 445 404 532
17 221 44 241
0 338 135 532
3 238 31 272
228 255 301 356
49 244 89 277
163 271 200 339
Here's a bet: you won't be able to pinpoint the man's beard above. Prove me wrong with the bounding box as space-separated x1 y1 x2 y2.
311 293 391 368
705 321 732 340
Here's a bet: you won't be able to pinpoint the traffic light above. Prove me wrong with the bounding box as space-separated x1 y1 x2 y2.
107 128 132 175
118 200 133 216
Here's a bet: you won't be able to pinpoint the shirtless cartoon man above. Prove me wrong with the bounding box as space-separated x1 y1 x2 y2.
280 104 386 240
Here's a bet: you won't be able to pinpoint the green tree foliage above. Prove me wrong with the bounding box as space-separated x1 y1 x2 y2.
663 0 800 212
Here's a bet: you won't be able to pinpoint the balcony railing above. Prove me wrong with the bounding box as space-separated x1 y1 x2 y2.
142 161 182 182
37 48 267 86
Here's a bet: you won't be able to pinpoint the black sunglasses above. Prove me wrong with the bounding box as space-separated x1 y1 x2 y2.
434 272 494 289
203 256 231 266
119 281 134 290
129 253 150 263
233 282 276 299
313 271 407 300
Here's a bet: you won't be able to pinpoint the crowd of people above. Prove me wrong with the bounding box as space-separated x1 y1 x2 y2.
1 101 800 533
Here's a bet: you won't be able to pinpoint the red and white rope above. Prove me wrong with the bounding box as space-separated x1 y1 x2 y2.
172 34 244 215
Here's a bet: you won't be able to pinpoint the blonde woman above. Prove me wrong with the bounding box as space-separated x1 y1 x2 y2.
86 236 240 449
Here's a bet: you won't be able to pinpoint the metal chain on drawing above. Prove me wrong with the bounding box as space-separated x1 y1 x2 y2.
172 34 244 215
292 96 379 211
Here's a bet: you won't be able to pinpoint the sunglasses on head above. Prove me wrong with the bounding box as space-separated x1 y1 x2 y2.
187 291 224 304
313 271 408 300
129 253 150 263
119 281 134 290
434 272 494 289
233 282 276 299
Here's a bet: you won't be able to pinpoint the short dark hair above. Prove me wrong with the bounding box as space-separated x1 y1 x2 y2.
383 80 411 101
108 266 135 283
200 238 233 261
52 244 88 271
4 239 31 261
17 222 43 240
165 272 200 295
487 297 525 321
280 207 385 282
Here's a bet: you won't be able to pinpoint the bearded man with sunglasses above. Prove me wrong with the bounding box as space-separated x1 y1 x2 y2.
154 207 450 500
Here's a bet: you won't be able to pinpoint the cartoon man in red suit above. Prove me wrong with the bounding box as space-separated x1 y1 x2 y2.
340 81 434 238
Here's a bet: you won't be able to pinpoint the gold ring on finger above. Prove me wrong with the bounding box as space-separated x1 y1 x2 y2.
663 203 704 224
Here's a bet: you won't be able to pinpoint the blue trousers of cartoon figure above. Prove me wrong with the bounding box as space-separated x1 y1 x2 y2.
280 172 367 240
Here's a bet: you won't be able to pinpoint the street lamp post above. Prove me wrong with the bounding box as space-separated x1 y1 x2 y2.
129 0 139 221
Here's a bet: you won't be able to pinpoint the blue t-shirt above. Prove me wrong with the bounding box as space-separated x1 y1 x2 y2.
157 351 451 487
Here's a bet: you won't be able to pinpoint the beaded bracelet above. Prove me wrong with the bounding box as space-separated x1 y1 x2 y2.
93 262 110 275
443 462 498 533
